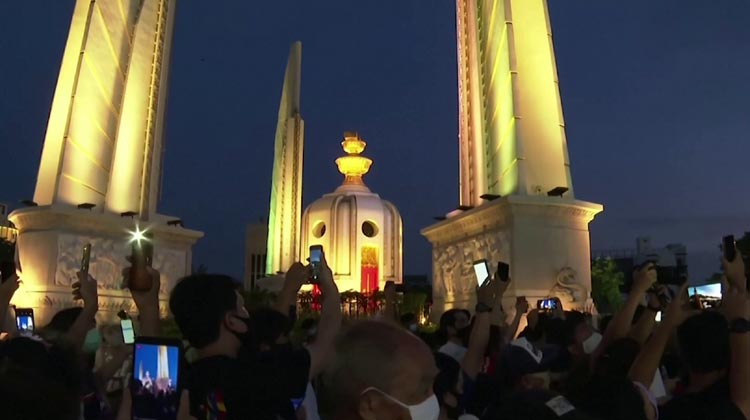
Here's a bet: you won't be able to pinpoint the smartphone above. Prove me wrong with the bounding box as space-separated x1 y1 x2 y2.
688 283 722 310
121 319 135 344
132 337 183 420
129 233 154 292
473 259 490 287
14 308 35 334
537 298 558 311
80 243 91 275
723 235 736 262
309 245 323 283
497 262 510 283
655 311 662 323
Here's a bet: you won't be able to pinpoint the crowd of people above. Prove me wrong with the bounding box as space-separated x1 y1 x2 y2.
0 244 749 420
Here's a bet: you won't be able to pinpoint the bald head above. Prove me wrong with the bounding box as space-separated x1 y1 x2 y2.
324 320 437 413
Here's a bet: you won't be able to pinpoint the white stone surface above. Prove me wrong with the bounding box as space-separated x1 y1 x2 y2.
9 205 202 325
422 196 601 319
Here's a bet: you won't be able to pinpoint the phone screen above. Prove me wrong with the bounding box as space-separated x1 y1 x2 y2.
538 299 557 311
121 319 135 344
15 309 34 334
310 247 322 264
473 260 490 287
132 340 181 420
688 283 722 310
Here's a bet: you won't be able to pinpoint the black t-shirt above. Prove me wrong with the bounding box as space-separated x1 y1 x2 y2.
187 348 310 420
660 379 745 420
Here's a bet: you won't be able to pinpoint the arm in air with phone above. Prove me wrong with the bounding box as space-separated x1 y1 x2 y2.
462 276 496 380
722 246 750 419
68 270 99 350
592 262 657 369
122 254 162 337
306 250 342 377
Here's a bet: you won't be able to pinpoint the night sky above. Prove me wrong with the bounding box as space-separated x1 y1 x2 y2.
1 1 749 282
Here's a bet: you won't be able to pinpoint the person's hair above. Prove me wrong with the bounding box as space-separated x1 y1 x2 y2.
323 320 422 411
574 376 648 420
0 337 81 420
250 307 292 347
46 307 84 333
169 274 239 349
433 352 461 407
437 309 466 343
677 311 729 373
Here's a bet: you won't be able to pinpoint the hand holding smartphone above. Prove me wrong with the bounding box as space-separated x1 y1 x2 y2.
14 307 34 335
129 232 154 292
121 319 135 344
309 245 323 284
473 259 491 287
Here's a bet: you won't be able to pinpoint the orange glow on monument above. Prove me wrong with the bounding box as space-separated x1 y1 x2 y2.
301 133 402 293
10 0 202 324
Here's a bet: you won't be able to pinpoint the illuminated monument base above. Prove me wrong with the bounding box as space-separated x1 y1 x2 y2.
421 196 601 320
9 206 202 325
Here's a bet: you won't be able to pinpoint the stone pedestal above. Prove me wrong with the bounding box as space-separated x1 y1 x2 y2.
8 205 202 325
421 195 602 320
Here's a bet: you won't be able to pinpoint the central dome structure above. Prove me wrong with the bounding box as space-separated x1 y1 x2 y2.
300 132 403 293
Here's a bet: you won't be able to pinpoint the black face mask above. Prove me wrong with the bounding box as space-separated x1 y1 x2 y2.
229 314 257 355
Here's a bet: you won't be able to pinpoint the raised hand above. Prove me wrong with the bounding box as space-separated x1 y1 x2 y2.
633 262 658 294
0 272 20 301
73 271 99 310
662 281 697 328
722 245 747 292
315 250 337 294
476 275 497 307
285 262 308 291
515 296 530 315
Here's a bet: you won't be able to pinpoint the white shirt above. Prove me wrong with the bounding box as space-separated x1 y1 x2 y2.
438 341 468 363
302 382 320 420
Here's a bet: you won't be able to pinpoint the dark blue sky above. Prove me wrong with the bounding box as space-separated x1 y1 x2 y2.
1 1 749 282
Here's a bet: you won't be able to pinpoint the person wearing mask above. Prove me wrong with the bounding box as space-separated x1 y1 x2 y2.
171 253 339 420
324 320 440 420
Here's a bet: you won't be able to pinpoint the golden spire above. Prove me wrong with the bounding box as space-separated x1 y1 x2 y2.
335 132 372 186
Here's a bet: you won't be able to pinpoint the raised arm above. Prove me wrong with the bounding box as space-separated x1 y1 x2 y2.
629 287 664 344
0 272 20 333
274 263 306 317
723 253 750 419
67 271 99 349
462 277 496 380
128 265 162 337
504 297 529 344
306 251 342 377
629 281 694 386
593 263 656 365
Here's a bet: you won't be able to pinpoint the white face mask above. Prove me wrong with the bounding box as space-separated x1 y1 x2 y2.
582 331 603 354
362 387 439 420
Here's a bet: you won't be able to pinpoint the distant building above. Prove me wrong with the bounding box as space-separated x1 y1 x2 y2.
244 223 268 290
593 236 688 290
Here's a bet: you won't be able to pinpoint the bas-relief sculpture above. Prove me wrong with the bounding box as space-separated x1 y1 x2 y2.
433 230 509 298
47 234 187 317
